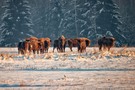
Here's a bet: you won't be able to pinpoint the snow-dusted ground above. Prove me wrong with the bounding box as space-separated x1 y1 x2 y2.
0 47 135 90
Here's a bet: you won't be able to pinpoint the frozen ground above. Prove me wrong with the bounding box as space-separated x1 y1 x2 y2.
0 47 135 90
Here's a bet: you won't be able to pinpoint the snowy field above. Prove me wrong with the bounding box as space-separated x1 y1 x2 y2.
0 47 135 90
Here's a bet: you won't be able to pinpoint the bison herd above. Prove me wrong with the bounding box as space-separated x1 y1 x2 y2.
18 35 115 55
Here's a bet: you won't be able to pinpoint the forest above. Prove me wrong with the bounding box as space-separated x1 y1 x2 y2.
0 0 135 47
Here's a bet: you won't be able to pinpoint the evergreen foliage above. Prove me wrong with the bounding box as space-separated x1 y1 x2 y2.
95 0 124 46
0 0 132 46
0 0 33 46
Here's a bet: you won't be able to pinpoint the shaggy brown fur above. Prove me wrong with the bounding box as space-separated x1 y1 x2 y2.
98 37 115 51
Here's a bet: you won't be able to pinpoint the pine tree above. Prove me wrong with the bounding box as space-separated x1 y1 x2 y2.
78 0 97 39
96 0 124 46
63 0 99 44
120 1 135 46
49 0 64 38
31 0 50 38
62 0 82 38
0 0 34 47
62 1 75 38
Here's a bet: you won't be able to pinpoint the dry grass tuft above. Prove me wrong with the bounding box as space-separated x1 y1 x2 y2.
90 46 135 60
106 47 135 57
44 53 52 59
0 53 14 60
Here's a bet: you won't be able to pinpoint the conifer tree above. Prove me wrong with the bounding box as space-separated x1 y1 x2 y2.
0 0 34 47
96 0 124 45
49 0 64 38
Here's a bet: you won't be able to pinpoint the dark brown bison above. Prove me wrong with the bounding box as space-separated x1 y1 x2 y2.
24 41 31 54
58 35 66 52
44 38 51 53
68 38 91 52
24 36 41 54
98 37 115 51
25 36 38 41
53 39 60 52
18 36 42 55
18 40 31 55
77 38 86 53
67 38 78 51
38 38 51 53
18 41 25 54
28 40 40 54
38 38 45 53
80 38 91 47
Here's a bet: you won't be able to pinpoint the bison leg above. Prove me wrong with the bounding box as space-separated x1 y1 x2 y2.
46 48 48 53
39 49 41 54
18 49 21 54
69 46 73 51
57 47 59 52
108 46 111 51
78 46 80 53
103 45 107 51
22 50 25 55
80 48 83 53
62 47 64 52
42 48 45 53
57 47 61 52
47 47 49 53
40 49 42 54
84 46 86 52
37 50 39 54
64 46 66 52
33 50 36 54
53 47 55 52
99 45 102 51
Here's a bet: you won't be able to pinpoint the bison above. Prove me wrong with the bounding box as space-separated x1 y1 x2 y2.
38 38 51 53
53 39 60 52
24 37 41 54
67 38 78 51
68 38 91 52
80 38 91 47
25 36 38 41
98 36 115 51
77 38 87 53
44 38 51 53
29 40 40 54
58 35 66 52
18 41 25 54
18 40 31 55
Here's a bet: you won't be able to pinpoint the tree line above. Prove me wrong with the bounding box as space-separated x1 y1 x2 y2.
0 0 135 47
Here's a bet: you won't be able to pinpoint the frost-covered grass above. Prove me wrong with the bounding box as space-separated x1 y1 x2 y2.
0 47 135 89
0 71 135 90
0 47 135 70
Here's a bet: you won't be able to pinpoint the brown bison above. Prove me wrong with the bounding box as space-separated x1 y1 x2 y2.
28 40 40 54
44 38 51 53
18 40 31 55
24 36 41 54
68 38 91 52
98 36 115 51
38 38 51 53
53 39 60 52
18 41 25 54
25 36 38 41
18 37 51 54
80 38 91 47
77 38 87 53
58 35 66 52
67 38 78 51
